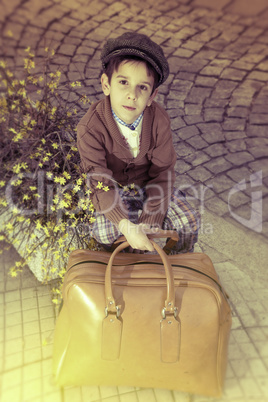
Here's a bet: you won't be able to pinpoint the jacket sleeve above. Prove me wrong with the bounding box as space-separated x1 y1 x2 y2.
77 123 129 225
138 107 176 228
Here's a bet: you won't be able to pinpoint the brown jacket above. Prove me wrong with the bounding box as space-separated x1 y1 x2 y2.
77 96 176 227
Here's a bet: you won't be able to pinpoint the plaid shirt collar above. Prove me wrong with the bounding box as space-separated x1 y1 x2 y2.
112 109 143 131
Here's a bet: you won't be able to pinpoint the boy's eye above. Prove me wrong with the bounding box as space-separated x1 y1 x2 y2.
140 85 148 91
119 80 128 85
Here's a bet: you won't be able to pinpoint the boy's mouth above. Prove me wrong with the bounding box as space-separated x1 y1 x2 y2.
123 106 136 111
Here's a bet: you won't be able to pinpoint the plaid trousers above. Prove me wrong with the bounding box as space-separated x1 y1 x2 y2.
88 187 200 253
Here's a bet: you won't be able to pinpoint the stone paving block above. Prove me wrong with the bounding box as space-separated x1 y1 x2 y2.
186 87 212 104
174 142 194 157
204 195 229 216
211 79 238 98
226 140 247 153
249 146 268 159
185 104 203 116
221 67 248 81
231 60 256 70
257 60 268 71
205 174 236 193
173 48 194 58
184 115 205 124
223 117 246 131
204 108 224 122
227 106 249 118
184 150 211 166
195 76 218 87
186 135 208 150
197 122 225 143
204 143 228 158
227 0 268 16
248 70 268 81
200 65 225 77
220 188 251 209
174 159 192 174
225 151 255 166
250 113 268 124
204 157 233 175
177 125 200 140
187 166 212 182
205 99 229 108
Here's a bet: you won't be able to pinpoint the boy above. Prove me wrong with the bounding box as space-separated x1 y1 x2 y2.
77 32 199 252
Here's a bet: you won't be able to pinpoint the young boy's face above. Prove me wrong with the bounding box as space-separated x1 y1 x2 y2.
101 60 158 125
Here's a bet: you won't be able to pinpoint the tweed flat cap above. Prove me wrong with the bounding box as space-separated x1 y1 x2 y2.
101 32 169 86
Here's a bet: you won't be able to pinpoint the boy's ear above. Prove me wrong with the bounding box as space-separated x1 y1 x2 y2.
101 73 110 96
147 88 158 106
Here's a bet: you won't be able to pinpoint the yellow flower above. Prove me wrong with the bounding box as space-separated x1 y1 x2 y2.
54 176 66 185
52 143 59 149
103 186 109 192
63 172 71 180
35 220 43 230
5 222 13 230
25 46 31 52
0 181 5 187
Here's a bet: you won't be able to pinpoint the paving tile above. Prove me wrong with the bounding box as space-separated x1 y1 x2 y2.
22 377 42 400
136 389 157 402
4 351 23 371
81 385 101 400
119 391 139 402
154 389 175 402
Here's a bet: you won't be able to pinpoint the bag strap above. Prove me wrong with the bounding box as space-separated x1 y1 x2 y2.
102 239 181 362
104 240 177 317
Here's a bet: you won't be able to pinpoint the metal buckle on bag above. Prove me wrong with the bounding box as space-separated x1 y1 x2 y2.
105 305 121 318
162 306 178 319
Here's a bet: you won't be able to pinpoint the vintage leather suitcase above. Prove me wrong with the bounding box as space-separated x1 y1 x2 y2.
52 232 232 397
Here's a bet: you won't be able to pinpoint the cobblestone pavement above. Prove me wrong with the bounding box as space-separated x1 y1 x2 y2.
0 0 268 401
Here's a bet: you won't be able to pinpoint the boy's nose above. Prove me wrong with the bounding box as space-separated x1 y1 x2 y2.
127 88 137 100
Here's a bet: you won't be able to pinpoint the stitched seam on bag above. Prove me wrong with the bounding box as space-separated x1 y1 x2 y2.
67 260 225 295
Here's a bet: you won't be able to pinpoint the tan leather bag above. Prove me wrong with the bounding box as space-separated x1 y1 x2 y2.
53 231 232 397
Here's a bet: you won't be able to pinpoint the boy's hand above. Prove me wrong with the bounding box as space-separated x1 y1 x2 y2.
118 219 155 252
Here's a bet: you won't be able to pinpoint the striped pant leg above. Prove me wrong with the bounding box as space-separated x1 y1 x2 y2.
162 189 200 253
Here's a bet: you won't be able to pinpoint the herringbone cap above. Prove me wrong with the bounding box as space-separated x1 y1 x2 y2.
101 32 169 86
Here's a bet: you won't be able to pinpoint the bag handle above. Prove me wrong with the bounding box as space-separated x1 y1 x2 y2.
104 239 177 319
103 236 181 363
